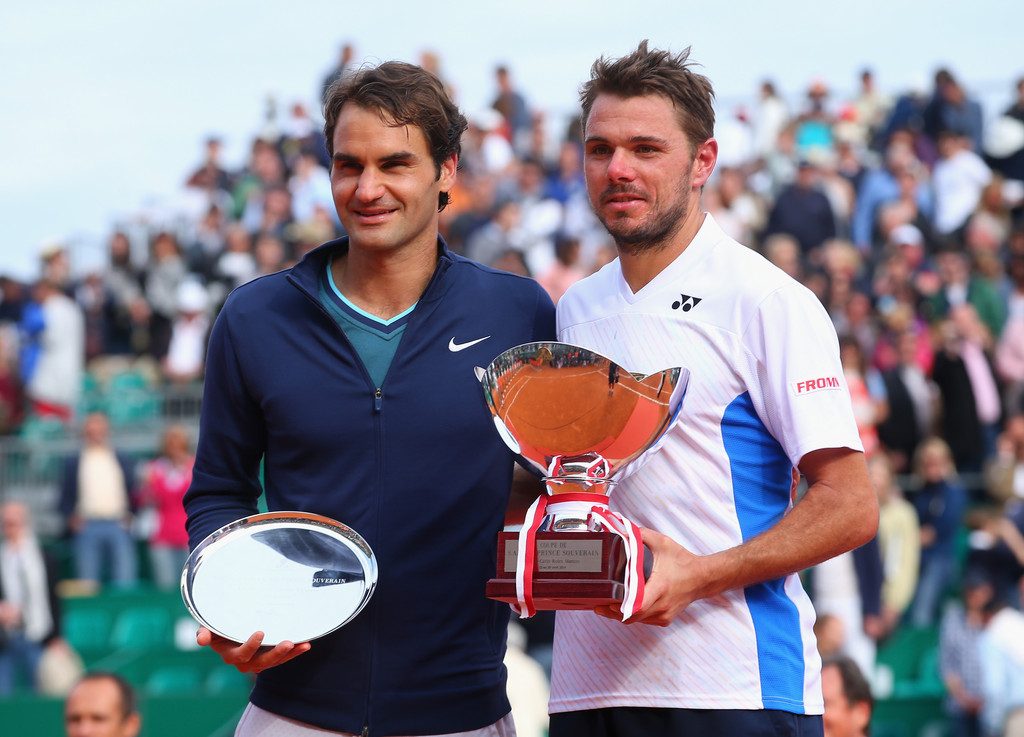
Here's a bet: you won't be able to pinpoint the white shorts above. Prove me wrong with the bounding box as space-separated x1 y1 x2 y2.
235 703 517 737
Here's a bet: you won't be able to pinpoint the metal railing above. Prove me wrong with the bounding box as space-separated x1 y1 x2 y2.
0 382 205 537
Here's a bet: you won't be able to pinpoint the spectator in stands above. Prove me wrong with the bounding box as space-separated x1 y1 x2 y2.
463 108 516 177
851 132 931 256
793 78 836 161
503 157 563 276
246 186 295 245
185 135 232 194
58 411 138 589
850 68 893 151
141 231 188 361
763 157 838 264
0 323 24 434
252 233 290 276
19 278 86 424
978 581 1024 737
875 315 937 473
931 304 1003 475
536 234 585 304
185 203 229 282
926 246 1006 347
75 272 114 363
39 244 74 295
64 671 140 737
96 232 149 358
908 436 969 626
753 79 790 162
0 501 63 694
821 655 874 737
209 223 257 308
135 423 194 591
932 130 994 239
939 571 992 737
923 69 985 155
810 531 885 683
287 150 337 228
840 335 887 459
871 244 932 341
871 453 921 634
160 279 211 386
966 176 1015 256
491 248 531 277
877 169 939 256
761 232 804 281
836 289 879 363
707 165 767 248
543 140 586 206
491 64 532 156
814 613 847 659
985 79 1024 185
232 139 287 223
995 253 1024 416
320 42 355 103
987 415 1024 509
464 196 526 269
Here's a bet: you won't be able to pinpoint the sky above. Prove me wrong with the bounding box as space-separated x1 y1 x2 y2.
2 0 1022 280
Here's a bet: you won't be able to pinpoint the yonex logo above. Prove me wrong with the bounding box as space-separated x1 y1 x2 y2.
792 376 841 395
671 294 702 312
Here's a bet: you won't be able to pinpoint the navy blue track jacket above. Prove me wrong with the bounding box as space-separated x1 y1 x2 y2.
184 237 556 735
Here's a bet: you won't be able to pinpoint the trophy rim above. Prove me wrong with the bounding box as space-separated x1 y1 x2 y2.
477 341 687 480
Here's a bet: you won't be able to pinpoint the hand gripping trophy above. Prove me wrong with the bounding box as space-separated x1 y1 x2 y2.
475 342 687 619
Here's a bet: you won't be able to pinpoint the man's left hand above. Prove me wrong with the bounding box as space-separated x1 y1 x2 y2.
592 528 705 626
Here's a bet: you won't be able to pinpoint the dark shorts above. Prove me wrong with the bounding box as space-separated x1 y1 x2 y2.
548 707 824 737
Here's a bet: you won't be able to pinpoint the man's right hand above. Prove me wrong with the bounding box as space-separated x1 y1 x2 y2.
196 627 311 674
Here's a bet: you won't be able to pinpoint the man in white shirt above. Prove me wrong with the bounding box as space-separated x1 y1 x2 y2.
932 129 993 236
58 411 137 587
548 41 877 737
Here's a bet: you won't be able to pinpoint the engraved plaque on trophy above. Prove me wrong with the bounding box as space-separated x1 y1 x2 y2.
475 342 686 614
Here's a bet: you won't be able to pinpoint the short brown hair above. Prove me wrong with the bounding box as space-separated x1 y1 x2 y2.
75 672 138 719
822 656 874 721
322 61 467 211
579 40 716 152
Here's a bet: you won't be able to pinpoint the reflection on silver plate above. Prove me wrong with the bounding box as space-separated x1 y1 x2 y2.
181 512 377 646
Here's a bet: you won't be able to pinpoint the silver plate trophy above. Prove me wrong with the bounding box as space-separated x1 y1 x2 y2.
475 341 687 611
181 511 377 645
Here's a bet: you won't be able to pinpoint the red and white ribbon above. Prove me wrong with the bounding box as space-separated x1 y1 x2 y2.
513 492 549 618
512 492 645 621
588 506 645 620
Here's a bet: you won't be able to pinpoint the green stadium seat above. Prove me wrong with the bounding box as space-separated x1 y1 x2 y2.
876 625 942 698
145 665 202 695
205 665 253 695
109 606 173 650
105 370 161 425
63 608 112 652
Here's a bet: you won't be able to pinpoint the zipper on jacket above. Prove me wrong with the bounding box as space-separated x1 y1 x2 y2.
361 727 369 737
374 387 382 412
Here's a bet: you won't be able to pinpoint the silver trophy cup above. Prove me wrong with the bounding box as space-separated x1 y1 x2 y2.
476 341 686 611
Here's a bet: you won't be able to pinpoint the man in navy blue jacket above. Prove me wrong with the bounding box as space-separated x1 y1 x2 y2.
184 61 555 736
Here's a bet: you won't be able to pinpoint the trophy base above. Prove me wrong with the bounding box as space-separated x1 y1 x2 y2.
486 529 633 610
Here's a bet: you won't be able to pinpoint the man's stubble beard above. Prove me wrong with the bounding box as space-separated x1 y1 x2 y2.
594 169 693 256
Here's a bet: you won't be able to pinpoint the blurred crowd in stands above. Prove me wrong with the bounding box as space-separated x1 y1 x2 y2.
3 41 1024 734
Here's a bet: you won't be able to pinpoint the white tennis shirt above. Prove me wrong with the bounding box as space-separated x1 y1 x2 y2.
550 214 863 715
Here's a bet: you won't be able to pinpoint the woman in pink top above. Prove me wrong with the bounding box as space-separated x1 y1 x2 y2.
137 424 194 590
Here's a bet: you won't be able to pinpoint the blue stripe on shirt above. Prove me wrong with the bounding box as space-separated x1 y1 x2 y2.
722 391 807 711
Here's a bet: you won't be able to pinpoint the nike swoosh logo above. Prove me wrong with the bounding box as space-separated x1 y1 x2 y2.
449 336 490 352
